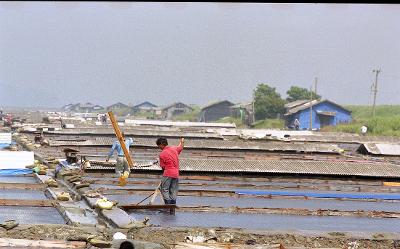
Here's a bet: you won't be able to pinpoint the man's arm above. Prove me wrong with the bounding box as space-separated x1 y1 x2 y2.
127 137 134 146
176 138 184 154
106 142 116 161
158 155 165 169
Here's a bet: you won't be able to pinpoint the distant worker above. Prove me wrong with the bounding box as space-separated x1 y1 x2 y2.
361 125 368 136
101 114 107 123
59 117 66 129
156 137 184 206
106 132 135 184
294 118 300 130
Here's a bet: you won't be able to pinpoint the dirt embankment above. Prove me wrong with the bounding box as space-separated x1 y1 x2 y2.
0 224 398 249
128 227 399 249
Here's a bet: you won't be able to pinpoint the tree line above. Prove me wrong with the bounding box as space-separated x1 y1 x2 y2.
254 84 321 120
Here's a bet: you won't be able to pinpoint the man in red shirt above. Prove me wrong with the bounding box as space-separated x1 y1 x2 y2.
156 137 184 205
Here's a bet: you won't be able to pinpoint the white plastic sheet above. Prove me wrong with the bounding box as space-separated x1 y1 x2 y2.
0 151 34 169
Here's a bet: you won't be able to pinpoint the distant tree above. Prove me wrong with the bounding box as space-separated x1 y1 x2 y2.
286 86 321 102
253 83 285 120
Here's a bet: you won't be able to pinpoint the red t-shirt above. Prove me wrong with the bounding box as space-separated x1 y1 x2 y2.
159 145 182 178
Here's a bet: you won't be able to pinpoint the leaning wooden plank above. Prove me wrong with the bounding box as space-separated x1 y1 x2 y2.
0 238 86 248
108 111 134 168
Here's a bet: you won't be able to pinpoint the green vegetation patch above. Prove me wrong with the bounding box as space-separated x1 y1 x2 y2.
252 119 285 129
321 105 400 136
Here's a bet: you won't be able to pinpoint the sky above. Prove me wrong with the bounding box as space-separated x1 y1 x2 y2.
0 2 399 108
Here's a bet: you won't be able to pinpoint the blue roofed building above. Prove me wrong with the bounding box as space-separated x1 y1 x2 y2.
284 99 352 130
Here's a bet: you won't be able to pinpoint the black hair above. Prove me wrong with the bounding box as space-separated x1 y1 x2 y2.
119 241 134 249
156 137 168 146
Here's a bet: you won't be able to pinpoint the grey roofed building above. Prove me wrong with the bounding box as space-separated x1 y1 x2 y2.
63 103 104 113
198 100 234 122
80 102 95 109
61 103 74 111
92 105 104 111
107 102 129 110
230 102 254 126
132 101 158 113
161 102 193 119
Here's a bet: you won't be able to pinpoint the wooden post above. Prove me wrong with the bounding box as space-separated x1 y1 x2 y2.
107 111 134 168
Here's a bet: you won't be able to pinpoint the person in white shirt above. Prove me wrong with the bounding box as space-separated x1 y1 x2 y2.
294 119 300 130
361 125 368 136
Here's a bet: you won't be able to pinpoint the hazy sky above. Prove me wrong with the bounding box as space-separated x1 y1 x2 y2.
1 2 399 108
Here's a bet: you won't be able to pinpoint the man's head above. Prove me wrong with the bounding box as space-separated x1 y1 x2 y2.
156 137 168 150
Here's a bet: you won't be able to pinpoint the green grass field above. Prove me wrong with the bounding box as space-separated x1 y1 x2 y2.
111 104 400 136
235 105 400 136
172 106 201 122
252 119 285 129
321 105 400 136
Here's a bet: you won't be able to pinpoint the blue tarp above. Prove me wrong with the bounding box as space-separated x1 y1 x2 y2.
236 190 400 201
0 169 33 176
0 143 10 149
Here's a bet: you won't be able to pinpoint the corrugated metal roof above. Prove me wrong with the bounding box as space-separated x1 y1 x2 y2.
161 102 193 111
201 100 234 110
284 99 351 116
42 129 223 139
359 143 400 156
288 134 400 144
90 158 400 178
284 100 309 109
48 137 342 154
285 100 320 115
124 119 236 128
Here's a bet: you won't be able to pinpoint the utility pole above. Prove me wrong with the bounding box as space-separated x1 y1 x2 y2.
309 77 318 131
372 69 381 118
252 100 255 124
309 85 313 131
314 77 318 98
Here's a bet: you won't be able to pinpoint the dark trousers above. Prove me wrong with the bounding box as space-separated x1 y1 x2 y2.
160 176 179 204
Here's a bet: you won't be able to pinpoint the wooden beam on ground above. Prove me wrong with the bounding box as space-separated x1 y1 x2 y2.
0 183 45 190
107 111 134 168
120 204 176 210
100 188 236 197
383 182 400 187
120 204 400 218
0 199 55 207
0 238 86 248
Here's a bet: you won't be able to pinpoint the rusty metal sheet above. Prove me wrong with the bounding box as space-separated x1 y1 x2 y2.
88 158 400 178
359 143 400 156
49 137 342 154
